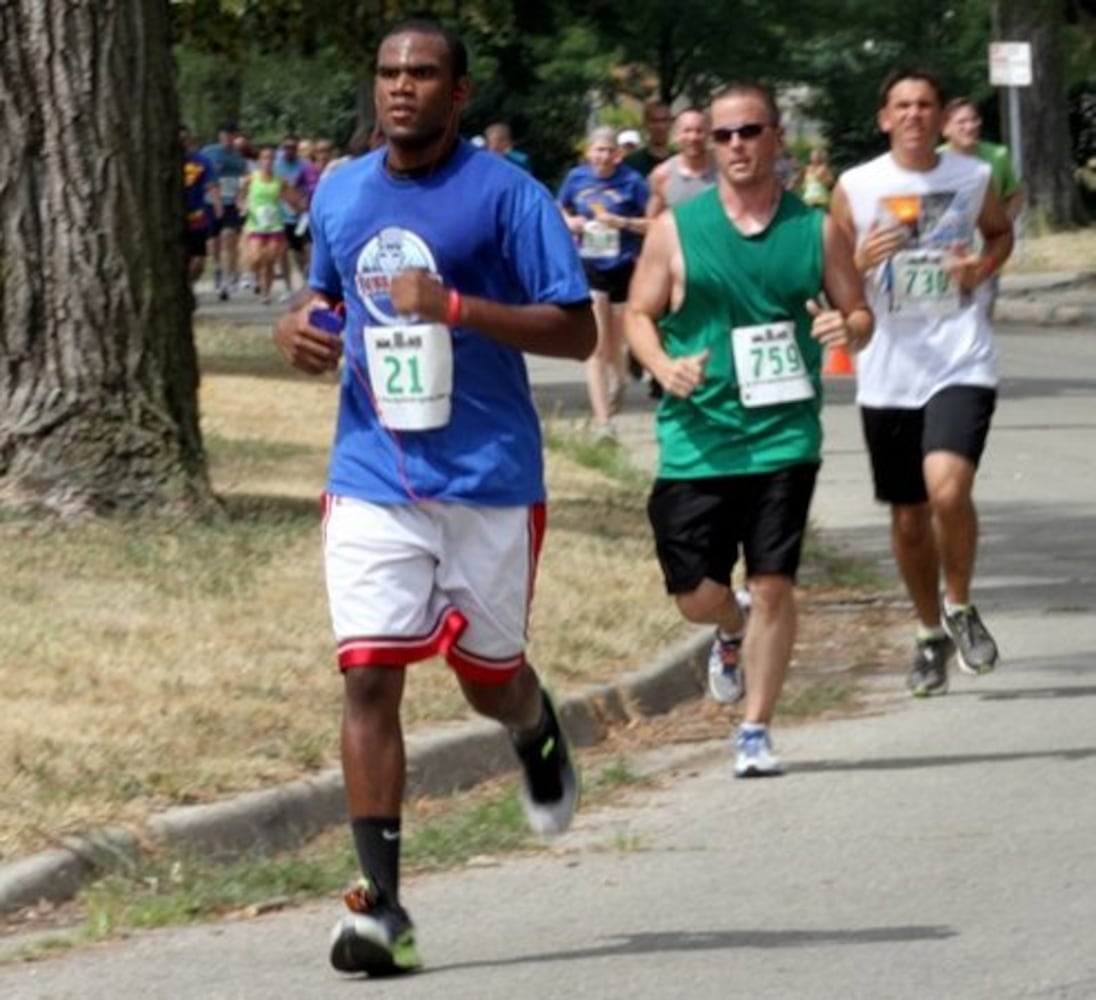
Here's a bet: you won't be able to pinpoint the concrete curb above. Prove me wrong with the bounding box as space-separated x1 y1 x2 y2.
0 629 711 916
995 298 1095 326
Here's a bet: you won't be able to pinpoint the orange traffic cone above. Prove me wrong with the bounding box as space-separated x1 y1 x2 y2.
823 343 854 376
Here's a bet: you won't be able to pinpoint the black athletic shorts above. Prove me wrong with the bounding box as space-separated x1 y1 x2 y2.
284 221 311 254
211 205 243 236
647 463 820 594
184 228 209 259
583 261 635 304
860 384 997 505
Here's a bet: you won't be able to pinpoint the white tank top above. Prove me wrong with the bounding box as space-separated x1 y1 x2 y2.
838 150 997 407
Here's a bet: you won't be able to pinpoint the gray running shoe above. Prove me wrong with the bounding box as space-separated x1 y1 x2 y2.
944 605 999 675
906 634 954 697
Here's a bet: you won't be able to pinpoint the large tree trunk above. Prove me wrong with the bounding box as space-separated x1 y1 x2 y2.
996 0 1084 227
0 0 215 517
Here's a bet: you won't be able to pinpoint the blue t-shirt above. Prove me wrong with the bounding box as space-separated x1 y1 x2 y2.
274 155 307 223
200 142 247 205
556 162 649 270
309 141 590 506
183 151 215 231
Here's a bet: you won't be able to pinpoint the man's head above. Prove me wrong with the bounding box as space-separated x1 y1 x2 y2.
281 134 300 163
943 97 982 153
642 101 673 148
484 122 513 154
585 125 619 178
218 121 238 146
876 69 945 161
673 108 709 159
313 137 335 170
708 83 783 190
374 18 470 151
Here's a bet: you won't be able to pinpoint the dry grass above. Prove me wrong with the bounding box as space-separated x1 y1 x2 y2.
1005 226 1095 274
0 324 684 861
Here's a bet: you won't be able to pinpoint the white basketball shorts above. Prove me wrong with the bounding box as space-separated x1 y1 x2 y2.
321 494 546 683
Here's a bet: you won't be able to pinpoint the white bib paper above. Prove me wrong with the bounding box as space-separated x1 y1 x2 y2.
731 321 814 408
364 322 453 431
890 249 961 317
579 220 620 260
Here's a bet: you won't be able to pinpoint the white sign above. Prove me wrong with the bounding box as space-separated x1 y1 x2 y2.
989 42 1032 87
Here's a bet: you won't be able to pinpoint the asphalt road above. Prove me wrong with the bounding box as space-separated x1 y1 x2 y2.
3 319 1095 999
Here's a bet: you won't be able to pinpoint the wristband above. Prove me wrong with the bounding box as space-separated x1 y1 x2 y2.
979 256 998 281
445 288 463 327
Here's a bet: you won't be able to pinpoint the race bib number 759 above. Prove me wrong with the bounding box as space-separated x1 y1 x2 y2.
731 320 815 408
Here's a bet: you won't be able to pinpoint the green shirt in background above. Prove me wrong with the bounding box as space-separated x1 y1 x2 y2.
938 141 1020 201
623 147 669 178
656 188 826 479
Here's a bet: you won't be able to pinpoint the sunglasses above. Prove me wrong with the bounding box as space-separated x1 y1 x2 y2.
711 123 771 144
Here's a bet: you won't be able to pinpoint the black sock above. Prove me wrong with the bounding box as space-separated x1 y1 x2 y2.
351 816 401 904
512 690 565 802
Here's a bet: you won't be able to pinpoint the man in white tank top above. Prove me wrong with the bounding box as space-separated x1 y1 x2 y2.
830 68 1013 698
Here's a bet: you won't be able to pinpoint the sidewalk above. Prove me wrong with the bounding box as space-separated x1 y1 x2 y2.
2 267 1092 920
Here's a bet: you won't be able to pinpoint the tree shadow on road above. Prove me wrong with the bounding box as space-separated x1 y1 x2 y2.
793 745 1096 774
425 924 956 975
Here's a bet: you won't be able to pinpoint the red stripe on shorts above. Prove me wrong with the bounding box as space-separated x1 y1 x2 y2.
337 606 468 671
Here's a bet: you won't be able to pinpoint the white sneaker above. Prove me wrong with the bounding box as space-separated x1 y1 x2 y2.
734 726 784 778
706 589 750 704
707 632 744 703
592 422 617 445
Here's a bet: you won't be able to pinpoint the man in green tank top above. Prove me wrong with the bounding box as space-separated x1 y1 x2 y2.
626 81 873 778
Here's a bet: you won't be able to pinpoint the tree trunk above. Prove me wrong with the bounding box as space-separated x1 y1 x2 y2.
0 0 215 517
996 0 1084 227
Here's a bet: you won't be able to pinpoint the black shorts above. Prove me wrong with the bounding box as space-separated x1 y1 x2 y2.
647 464 820 594
184 228 209 259
583 261 634 304
284 222 311 254
211 205 243 236
860 384 997 505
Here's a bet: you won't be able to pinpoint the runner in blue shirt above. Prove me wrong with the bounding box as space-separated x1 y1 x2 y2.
273 17 595 980
558 127 650 440
200 122 248 299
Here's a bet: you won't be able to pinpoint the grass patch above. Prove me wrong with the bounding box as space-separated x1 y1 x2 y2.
775 679 858 720
544 424 650 488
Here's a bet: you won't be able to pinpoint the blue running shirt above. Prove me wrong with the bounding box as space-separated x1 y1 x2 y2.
309 141 590 506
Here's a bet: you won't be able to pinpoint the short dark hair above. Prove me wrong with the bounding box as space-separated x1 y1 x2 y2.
379 17 468 82
944 96 979 120
218 121 238 135
710 82 781 126
878 68 945 109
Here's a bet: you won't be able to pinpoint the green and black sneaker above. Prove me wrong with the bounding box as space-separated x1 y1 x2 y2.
329 879 422 978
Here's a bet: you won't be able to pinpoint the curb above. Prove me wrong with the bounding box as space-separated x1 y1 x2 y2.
0 629 711 916
995 298 1095 327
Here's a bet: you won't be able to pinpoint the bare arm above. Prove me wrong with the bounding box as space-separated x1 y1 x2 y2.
816 215 874 352
624 212 709 397
831 183 905 274
389 270 595 361
645 163 668 218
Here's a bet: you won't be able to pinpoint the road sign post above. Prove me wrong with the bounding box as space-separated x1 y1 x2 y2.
989 41 1031 258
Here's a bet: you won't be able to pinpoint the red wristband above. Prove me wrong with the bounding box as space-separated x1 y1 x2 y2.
980 256 998 281
445 288 463 327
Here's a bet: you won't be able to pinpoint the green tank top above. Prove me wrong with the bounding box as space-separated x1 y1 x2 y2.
246 174 284 234
656 188 825 479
